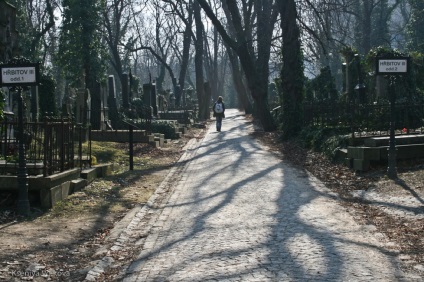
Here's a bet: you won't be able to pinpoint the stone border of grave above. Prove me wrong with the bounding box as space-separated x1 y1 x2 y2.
0 163 112 208
342 134 424 171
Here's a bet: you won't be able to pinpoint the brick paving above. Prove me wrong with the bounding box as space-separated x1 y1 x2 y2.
120 110 420 281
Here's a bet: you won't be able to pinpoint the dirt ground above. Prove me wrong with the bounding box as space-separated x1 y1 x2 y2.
0 125 207 281
0 122 423 281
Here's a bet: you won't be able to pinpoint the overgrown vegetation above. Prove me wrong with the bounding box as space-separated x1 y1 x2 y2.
0 88 4 121
38 72 58 117
91 141 173 173
296 126 350 161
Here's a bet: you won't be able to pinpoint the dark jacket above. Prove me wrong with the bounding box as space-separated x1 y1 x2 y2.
213 101 225 118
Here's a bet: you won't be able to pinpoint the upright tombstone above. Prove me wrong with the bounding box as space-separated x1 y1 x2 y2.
62 86 75 117
142 83 153 119
185 88 194 107
107 75 119 129
90 82 102 130
121 73 130 108
169 93 176 109
75 88 91 125
151 82 158 117
100 82 108 130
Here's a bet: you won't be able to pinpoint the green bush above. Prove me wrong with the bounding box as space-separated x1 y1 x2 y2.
150 121 179 139
0 88 4 121
131 120 179 139
39 73 58 117
298 125 350 160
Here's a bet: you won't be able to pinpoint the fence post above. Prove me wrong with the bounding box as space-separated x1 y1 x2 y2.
16 87 30 216
60 118 65 172
129 124 134 171
387 77 397 179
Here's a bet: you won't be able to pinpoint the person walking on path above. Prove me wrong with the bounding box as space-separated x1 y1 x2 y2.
213 96 225 131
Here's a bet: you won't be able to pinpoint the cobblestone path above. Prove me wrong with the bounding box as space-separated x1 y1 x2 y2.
123 110 417 282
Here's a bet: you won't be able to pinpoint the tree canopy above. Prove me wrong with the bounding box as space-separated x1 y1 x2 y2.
3 0 423 134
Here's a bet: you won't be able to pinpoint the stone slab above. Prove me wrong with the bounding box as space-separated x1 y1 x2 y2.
71 178 88 193
364 134 424 147
93 163 113 177
91 130 152 143
353 159 370 171
81 168 98 184
379 143 424 160
41 181 71 208
347 146 381 161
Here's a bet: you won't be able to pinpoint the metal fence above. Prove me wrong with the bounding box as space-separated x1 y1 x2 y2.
0 115 91 176
303 102 424 137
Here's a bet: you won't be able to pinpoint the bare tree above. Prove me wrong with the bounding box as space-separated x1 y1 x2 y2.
126 1 179 91
197 0 279 131
103 0 142 91
10 0 58 63
220 0 252 112
162 0 194 106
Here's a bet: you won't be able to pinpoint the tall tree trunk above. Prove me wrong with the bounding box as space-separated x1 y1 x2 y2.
219 1 251 112
361 1 372 54
227 46 251 112
194 1 207 120
198 0 277 131
156 63 166 94
211 27 219 102
279 0 304 139
177 2 193 106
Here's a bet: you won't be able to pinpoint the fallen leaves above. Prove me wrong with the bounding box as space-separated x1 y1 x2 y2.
255 131 424 269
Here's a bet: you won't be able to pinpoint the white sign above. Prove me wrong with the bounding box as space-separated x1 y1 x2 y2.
1 66 37 84
377 59 408 74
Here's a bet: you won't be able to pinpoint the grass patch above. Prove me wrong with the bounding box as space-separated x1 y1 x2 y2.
43 141 182 219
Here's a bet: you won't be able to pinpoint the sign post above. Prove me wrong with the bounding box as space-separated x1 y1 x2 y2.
0 58 39 216
376 57 409 179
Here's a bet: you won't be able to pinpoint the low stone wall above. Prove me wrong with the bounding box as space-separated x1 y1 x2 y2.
346 134 424 171
0 164 113 208
91 130 153 143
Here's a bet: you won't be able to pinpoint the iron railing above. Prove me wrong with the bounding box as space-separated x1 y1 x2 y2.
303 102 424 137
0 115 91 176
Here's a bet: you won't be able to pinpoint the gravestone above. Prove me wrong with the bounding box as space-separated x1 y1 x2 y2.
75 88 91 125
151 82 158 117
107 75 119 129
169 93 175 109
158 90 169 112
129 70 137 99
62 86 75 117
122 73 130 108
184 88 194 107
142 83 153 119
99 82 108 130
75 88 91 142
